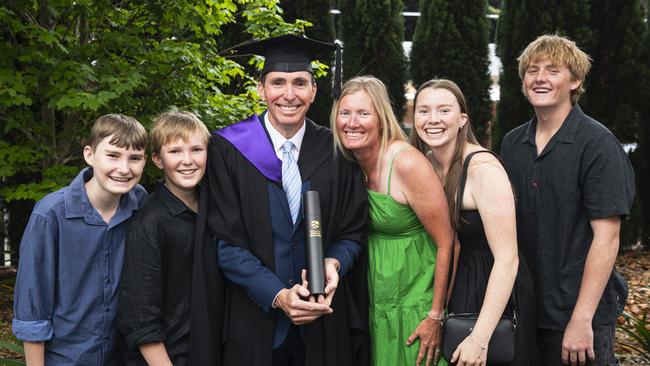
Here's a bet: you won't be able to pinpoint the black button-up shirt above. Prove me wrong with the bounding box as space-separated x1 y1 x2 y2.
500 104 634 330
118 181 196 365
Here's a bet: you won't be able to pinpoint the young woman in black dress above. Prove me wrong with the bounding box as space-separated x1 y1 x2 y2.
411 79 537 366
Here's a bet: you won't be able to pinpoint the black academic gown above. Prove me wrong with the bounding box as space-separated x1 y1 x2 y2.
191 118 370 366
189 174 225 365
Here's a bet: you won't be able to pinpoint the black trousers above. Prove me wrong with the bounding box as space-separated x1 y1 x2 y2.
537 322 619 365
272 326 306 366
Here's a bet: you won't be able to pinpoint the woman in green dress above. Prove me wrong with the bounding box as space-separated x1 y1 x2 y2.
331 76 454 366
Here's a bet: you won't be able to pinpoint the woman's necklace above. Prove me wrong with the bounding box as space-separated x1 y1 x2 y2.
361 167 373 185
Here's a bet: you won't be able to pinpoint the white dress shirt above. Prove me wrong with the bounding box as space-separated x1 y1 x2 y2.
264 113 306 161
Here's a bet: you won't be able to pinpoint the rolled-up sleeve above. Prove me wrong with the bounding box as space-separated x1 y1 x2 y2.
12 212 57 342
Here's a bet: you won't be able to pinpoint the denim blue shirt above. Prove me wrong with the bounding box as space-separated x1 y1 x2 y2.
12 167 147 365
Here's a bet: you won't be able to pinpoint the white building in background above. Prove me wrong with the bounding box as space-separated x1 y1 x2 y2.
488 43 502 101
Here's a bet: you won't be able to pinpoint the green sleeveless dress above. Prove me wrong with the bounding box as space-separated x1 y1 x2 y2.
367 149 446 366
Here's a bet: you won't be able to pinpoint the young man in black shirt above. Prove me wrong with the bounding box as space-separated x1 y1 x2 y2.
118 111 210 365
500 34 634 366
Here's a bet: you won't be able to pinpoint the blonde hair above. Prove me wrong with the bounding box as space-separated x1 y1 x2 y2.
518 34 592 104
88 114 147 151
150 111 210 154
410 79 479 229
331 76 406 162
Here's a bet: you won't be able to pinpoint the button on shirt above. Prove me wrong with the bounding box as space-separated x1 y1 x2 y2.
500 105 634 330
12 167 147 365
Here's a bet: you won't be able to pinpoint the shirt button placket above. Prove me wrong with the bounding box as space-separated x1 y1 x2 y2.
530 162 539 217
102 229 111 346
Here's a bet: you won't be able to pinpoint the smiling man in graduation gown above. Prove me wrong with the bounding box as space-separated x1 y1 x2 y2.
193 34 370 366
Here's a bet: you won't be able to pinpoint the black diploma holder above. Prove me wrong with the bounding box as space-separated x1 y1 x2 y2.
303 191 325 295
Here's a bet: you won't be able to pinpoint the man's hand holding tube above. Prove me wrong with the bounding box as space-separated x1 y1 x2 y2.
274 269 334 325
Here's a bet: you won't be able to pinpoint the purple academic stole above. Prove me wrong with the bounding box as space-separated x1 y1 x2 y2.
215 114 282 183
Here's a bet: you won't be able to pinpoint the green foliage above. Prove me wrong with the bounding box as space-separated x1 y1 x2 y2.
635 3 650 247
617 312 650 361
0 321 25 365
0 0 305 202
0 358 25 366
0 289 22 363
493 0 591 151
579 0 646 144
0 338 24 357
280 0 336 127
0 275 15 287
0 142 44 178
410 0 492 144
1 165 79 202
340 0 408 119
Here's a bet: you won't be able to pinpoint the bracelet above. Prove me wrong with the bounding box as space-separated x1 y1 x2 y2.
468 335 487 351
427 310 444 321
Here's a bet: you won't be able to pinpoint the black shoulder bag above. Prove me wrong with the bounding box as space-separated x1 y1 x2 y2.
440 302 517 364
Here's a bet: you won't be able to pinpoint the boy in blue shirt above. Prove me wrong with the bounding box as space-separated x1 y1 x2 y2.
12 114 148 365
118 111 210 365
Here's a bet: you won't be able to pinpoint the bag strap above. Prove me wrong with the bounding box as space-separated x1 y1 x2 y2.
445 150 518 321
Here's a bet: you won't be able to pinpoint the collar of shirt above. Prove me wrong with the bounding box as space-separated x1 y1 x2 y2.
156 180 194 216
263 112 305 161
523 104 584 146
63 167 143 226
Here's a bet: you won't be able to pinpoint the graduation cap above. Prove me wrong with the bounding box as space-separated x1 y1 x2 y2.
220 34 343 99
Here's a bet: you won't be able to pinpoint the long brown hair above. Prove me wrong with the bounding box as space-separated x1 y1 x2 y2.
410 79 479 229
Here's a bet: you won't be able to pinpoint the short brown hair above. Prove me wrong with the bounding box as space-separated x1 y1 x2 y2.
517 34 592 104
88 114 147 151
150 111 210 154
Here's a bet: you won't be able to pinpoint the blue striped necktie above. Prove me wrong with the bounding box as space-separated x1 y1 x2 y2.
281 141 301 224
